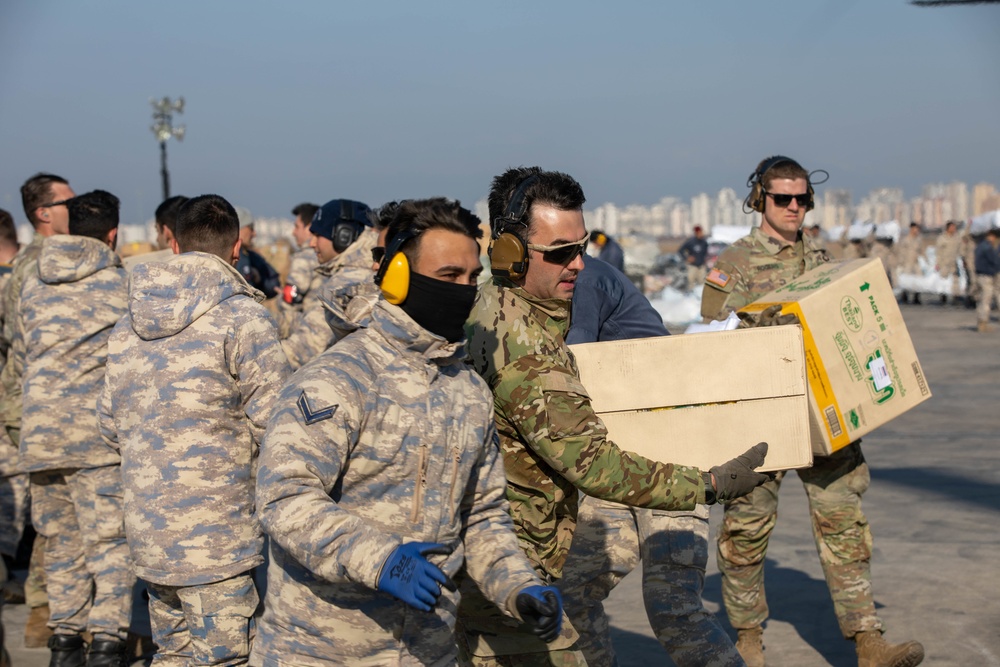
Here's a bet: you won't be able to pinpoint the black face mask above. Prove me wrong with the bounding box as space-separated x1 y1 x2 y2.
400 272 478 343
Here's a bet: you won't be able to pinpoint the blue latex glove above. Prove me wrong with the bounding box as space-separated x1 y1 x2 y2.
376 542 454 612
516 585 563 643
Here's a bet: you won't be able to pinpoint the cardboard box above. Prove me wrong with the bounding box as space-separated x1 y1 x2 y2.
570 326 812 473
739 258 932 455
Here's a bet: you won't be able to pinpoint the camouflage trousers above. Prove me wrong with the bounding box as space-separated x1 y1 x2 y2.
976 274 999 323
6 426 48 609
0 473 29 557
147 573 258 667
558 496 742 667
687 265 707 292
718 442 881 639
30 466 134 640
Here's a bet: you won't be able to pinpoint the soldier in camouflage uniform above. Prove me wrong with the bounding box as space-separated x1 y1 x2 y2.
253 198 562 666
2 174 74 648
894 223 923 305
0 209 24 566
279 198 373 369
701 156 924 667
276 203 321 337
99 195 290 667
459 167 770 667
935 221 962 304
14 190 135 667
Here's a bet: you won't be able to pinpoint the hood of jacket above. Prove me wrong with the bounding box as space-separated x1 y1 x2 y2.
38 235 122 286
128 252 263 340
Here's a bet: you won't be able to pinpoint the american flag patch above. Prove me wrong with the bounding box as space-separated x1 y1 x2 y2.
706 268 731 288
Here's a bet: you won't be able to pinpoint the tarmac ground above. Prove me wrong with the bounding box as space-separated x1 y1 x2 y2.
1 300 998 667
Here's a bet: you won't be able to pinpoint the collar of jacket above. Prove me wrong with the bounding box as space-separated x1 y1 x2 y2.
750 226 824 257
38 234 121 285
370 298 467 367
492 277 571 340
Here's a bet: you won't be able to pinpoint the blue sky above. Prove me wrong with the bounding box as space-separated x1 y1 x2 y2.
1 1 997 223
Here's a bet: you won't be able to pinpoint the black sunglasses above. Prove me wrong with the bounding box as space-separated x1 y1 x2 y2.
371 246 385 264
526 237 589 265
765 191 810 208
40 199 72 209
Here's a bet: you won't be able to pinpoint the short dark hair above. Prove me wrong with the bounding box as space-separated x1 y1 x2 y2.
760 159 809 190
21 173 69 228
0 209 17 249
175 195 240 260
910 222 921 230
385 198 482 265
155 196 189 234
945 220 957 231
291 203 320 224
67 190 120 241
372 200 402 231
487 167 586 239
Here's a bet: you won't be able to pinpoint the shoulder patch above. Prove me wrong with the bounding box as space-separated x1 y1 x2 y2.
297 391 338 425
706 268 732 289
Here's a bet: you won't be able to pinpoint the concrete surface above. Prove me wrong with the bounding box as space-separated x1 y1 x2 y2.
2 302 997 666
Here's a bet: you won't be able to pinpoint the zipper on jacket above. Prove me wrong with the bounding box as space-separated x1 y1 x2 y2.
411 443 428 524
447 447 463 524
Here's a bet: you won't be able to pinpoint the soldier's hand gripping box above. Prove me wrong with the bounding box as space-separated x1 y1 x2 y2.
739 258 932 455
570 326 812 473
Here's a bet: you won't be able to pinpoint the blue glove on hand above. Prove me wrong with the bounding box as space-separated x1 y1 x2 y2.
515 585 563 643
376 542 454 612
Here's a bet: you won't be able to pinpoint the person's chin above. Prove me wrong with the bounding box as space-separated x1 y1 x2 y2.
557 281 576 299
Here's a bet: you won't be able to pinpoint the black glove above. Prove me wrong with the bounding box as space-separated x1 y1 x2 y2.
738 304 800 328
516 586 563 643
709 442 771 503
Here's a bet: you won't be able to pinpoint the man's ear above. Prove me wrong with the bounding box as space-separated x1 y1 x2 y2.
163 226 176 247
170 237 181 255
106 227 118 251
231 238 242 266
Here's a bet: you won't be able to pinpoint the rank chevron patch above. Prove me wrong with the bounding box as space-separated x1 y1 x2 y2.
297 391 338 425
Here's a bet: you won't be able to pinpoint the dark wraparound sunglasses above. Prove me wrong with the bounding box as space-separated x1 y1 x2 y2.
526 237 589 265
40 199 72 209
371 246 385 264
765 191 810 208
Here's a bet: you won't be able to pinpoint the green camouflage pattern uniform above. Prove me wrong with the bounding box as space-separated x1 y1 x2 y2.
702 226 883 639
459 279 707 666
99 253 291 666
15 235 133 641
0 262 30 558
253 299 542 666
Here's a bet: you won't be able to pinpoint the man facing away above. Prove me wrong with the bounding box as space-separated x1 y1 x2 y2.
458 166 771 667
701 155 924 667
15 190 134 667
99 194 291 666
252 198 562 666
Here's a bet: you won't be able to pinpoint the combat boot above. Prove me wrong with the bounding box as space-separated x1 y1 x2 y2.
25 603 54 648
86 638 129 667
735 626 765 667
47 633 87 667
978 321 993 333
854 630 924 667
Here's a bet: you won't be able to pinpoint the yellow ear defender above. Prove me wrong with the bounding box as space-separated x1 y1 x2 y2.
374 229 417 305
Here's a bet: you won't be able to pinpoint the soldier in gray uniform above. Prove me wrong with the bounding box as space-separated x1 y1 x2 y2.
100 194 290 667
14 190 133 667
277 203 321 338
253 198 562 666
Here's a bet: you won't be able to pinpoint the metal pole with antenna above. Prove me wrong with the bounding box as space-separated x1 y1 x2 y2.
150 96 185 202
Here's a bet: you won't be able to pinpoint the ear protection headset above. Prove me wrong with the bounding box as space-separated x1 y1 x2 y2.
374 228 417 305
489 175 539 280
745 155 816 213
332 200 365 253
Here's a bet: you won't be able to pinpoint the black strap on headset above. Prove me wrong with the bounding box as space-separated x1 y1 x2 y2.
493 175 539 239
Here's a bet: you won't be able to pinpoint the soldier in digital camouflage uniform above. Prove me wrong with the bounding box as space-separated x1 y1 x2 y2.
459 167 770 667
894 223 923 305
279 198 373 369
935 221 962 304
276 203 321 338
701 156 924 667
558 254 742 667
98 195 291 667
14 190 135 667
253 198 563 666
0 209 24 568
1 174 75 648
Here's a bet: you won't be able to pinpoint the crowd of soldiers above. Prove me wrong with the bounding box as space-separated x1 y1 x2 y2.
0 159 927 667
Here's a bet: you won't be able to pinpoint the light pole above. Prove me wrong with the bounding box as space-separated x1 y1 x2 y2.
150 96 185 201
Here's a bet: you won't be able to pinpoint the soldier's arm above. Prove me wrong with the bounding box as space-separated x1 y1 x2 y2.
255 375 399 590
232 307 293 447
699 260 749 321
459 420 543 621
285 255 314 297
280 295 334 370
494 357 707 510
97 366 120 454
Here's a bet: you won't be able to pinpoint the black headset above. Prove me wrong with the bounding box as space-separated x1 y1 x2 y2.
488 175 539 279
332 200 366 253
744 155 816 214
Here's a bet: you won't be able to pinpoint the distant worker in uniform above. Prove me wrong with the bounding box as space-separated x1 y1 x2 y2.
589 229 625 272
959 227 979 309
806 223 827 250
870 233 894 285
252 198 562 666
278 203 321 337
459 166 771 666
935 220 961 304
279 198 371 369
15 190 135 667
100 194 290 666
701 155 925 667
235 208 281 300
895 223 923 305
678 225 709 291
973 228 1000 333
558 253 742 667
122 195 187 272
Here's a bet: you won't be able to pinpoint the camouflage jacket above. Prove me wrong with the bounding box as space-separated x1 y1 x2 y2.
935 232 961 277
0 235 45 430
280 230 378 370
894 234 923 274
16 235 127 472
98 253 290 586
254 300 540 666
285 246 321 296
319 277 380 344
701 226 829 320
465 279 706 581
0 265 16 477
